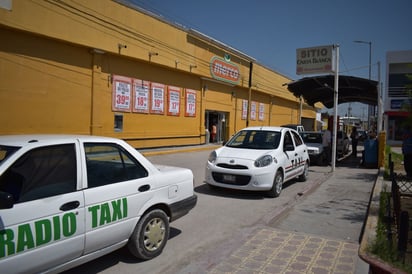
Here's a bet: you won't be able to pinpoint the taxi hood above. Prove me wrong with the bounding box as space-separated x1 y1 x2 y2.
216 146 275 160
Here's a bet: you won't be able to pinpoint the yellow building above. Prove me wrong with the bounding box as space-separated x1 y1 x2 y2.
0 0 320 148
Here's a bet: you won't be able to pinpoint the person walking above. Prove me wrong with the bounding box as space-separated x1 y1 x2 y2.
350 127 359 157
402 125 412 178
322 127 332 165
211 123 217 143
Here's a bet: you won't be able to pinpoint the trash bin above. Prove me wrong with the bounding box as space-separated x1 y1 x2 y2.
363 138 378 168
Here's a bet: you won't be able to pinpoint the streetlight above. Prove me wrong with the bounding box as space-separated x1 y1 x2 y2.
354 40 372 79
354 40 373 129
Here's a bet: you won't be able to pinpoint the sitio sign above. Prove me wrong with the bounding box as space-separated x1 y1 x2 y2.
296 45 333 75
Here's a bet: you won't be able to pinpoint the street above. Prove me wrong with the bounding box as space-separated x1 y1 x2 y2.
64 147 373 274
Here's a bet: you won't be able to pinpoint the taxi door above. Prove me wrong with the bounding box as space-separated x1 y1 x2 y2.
283 130 299 180
81 142 155 254
0 143 85 273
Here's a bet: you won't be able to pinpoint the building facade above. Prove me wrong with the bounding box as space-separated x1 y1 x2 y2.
0 0 319 148
384 50 412 145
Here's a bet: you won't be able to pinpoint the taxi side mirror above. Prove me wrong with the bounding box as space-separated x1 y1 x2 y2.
0 191 14 209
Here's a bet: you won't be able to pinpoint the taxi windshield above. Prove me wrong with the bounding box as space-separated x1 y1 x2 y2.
0 145 20 166
226 130 281 149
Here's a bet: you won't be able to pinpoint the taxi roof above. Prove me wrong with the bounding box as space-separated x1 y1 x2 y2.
0 134 120 147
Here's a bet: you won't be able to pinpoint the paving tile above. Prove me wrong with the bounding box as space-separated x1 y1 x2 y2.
208 227 359 274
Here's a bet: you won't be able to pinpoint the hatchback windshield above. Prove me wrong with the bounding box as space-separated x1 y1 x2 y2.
0 145 20 166
226 130 281 149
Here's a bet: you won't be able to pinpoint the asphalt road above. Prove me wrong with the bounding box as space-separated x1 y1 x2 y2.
64 147 374 274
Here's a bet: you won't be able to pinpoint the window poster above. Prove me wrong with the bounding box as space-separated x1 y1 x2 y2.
185 89 197 117
251 101 257 120
242 99 248 120
132 79 150 113
259 103 265 121
112 75 132 112
167 86 181 116
150 82 165 114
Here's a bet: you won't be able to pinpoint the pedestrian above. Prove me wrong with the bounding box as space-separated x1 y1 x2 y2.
350 127 358 157
402 125 412 178
322 127 332 165
211 123 217 143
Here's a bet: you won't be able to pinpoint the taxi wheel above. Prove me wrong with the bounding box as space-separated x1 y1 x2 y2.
128 209 170 260
268 170 283 198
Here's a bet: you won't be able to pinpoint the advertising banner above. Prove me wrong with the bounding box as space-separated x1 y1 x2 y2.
185 89 197 117
133 79 150 113
112 75 132 112
167 86 181 116
151 82 165 114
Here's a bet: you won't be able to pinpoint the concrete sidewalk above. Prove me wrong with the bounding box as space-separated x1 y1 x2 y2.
141 144 377 273
204 155 375 274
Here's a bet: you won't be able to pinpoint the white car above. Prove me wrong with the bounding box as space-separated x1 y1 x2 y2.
300 131 326 165
205 127 309 197
0 135 197 273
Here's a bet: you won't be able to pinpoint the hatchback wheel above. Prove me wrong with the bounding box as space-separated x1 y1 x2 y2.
128 209 169 260
268 170 283 198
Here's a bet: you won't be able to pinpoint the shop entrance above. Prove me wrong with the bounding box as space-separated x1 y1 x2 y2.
205 111 228 144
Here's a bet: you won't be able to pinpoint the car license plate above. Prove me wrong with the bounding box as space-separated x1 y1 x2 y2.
223 174 236 182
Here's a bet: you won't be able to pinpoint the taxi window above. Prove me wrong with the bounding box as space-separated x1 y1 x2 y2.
84 143 148 188
283 131 294 149
292 131 304 146
0 145 19 165
0 144 77 203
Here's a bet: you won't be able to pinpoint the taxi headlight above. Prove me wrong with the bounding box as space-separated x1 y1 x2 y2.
208 151 217 163
254 155 273 167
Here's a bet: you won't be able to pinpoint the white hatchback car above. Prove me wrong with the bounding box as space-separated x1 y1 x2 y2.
205 127 309 197
0 135 197 273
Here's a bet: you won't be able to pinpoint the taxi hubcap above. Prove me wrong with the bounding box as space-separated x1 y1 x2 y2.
144 218 166 251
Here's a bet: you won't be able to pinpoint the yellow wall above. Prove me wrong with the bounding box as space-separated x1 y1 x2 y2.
0 0 319 148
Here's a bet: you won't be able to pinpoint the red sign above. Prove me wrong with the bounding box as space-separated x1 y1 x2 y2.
210 56 240 84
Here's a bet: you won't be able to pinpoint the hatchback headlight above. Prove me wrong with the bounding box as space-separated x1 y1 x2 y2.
254 155 273 167
208 151 217 163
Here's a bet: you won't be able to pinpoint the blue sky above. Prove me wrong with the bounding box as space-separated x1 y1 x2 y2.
128 0 411 117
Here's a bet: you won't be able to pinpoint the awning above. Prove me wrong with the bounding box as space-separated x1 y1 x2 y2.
286 75 378 108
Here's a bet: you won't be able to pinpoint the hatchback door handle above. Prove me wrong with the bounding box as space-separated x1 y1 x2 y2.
60 201 80 211
138 184 150 192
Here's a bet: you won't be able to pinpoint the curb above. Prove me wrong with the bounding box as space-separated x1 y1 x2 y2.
141 144 221 157
358 167 409 274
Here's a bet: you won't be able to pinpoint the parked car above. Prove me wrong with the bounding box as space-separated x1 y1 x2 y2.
281 124 305 133
300 131 326 165
205 127 309 198
0 135 197 273
336 130 350 156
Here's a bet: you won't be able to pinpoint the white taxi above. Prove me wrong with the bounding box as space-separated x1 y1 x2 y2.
0 135 197 273
205 127 309 197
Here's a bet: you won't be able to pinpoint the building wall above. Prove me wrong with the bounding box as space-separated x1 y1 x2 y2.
0 0 319 148
384 50 412 145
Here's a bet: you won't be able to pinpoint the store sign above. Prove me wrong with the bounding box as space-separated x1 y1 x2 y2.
296 45 333 75
391 99 412 110
210 56 240 84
